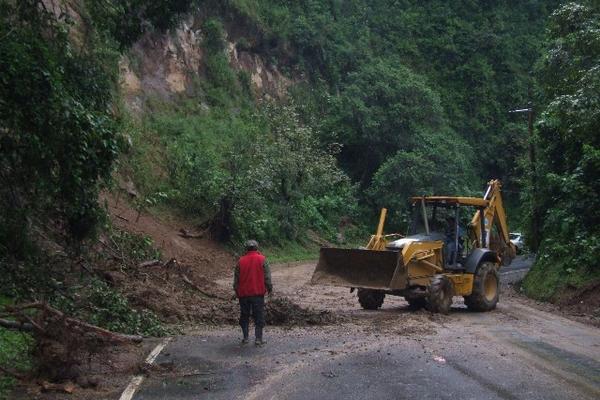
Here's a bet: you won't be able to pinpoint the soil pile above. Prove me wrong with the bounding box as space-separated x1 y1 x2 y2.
266 297 339 326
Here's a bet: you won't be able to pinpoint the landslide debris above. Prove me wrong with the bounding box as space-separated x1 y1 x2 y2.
266 297 338 326
102 194 339 328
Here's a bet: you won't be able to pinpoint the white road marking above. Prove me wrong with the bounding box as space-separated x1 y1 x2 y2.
145 338 171 364
118 376 144 400
119 337 172 400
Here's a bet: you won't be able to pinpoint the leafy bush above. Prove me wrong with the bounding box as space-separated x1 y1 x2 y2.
0 328 33 397
137 100 356 244
108 227 162 262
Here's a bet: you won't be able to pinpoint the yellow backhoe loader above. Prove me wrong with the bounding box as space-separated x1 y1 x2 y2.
311 180 516 313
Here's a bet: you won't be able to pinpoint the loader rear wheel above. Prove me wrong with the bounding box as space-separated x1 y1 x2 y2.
357 289 385 310
464 262 499 311
426 275 453 314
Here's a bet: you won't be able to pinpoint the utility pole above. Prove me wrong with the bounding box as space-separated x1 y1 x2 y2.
509 103 539 252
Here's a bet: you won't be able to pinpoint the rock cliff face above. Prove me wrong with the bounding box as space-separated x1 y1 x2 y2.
41 1 292 110
119 13 293 111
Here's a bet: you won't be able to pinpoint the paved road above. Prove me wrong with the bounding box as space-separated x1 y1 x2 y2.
499 254 535 284
131 256 600 400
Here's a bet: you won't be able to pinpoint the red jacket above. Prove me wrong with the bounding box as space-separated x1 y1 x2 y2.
236 250 267 298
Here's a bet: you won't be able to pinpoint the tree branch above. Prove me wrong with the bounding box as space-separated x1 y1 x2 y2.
0 318 33 331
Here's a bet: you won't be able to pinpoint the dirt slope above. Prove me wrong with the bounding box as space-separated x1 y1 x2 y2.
107 194 234 280
103 194 332 327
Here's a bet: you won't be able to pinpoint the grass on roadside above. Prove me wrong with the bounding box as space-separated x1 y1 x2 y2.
523 257 600 301
262 241 321 264
0 297 34 400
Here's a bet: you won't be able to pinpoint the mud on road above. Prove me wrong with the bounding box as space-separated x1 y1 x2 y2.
129 258 600 400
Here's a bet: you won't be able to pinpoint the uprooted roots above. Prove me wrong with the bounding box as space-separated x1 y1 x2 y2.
0 302 141 382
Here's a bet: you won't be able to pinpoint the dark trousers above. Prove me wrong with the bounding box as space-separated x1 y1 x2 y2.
239 296 265 340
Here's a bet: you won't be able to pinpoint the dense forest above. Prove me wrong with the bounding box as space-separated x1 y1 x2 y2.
0 0 598 392
123 0 560 240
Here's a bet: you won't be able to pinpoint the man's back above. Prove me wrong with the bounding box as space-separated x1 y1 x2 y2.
237 250 267 298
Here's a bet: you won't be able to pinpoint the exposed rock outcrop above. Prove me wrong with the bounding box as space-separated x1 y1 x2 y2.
120 13 293 111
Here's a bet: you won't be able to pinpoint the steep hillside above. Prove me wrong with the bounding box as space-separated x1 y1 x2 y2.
113 0 559 241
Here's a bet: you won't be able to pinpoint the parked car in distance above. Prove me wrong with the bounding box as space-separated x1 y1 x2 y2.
510 232 525 254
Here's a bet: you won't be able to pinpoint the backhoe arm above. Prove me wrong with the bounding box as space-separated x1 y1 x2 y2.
469 180 515 265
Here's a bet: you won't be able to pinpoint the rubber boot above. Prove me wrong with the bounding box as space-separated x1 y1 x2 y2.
241 324 249 344
255 326 265 346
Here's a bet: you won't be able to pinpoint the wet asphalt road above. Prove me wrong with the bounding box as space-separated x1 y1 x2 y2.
131 256 600 400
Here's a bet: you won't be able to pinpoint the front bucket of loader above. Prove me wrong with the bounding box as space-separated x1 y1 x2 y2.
311 248 405 290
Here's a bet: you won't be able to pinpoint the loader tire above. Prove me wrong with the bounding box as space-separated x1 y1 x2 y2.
426 275 453 314
464 262 499 312
357 289 385 310
405 296 427 310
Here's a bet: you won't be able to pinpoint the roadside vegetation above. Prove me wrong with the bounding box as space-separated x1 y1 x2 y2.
0 297 33 399
523 1 600 300
0 0 180 390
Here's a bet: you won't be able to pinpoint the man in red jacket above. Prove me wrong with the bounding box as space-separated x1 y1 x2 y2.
233 240 272 346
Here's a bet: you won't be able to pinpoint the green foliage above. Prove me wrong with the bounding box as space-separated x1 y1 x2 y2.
0 328 33 398
0 0 120 248
0 296 33 397
228 0 558 198
108 227 162 262
0 226 166 336
523 1 600 300
85 0 194 48
137 100 356 244
324 60 448 184
203 18 227 54
203 18 238 94
524 233 600 301
117 0 561 242
53 278 166 337
368 127 475 228
263 241 321 264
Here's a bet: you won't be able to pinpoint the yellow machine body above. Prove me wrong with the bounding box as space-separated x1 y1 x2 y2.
311 180 514 299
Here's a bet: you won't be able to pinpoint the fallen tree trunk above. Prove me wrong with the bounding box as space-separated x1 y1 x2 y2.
2 303 143 343
178 228 204 239
139 259 162 268
0 365 25 381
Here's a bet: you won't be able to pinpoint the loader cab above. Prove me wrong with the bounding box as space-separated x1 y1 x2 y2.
388 197 488 268
407 199 467 268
